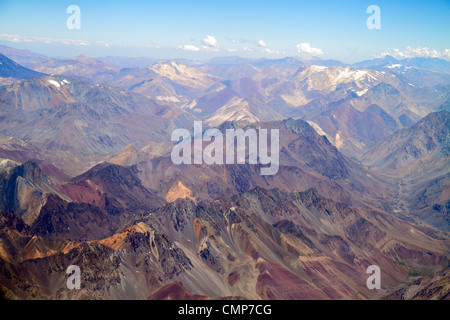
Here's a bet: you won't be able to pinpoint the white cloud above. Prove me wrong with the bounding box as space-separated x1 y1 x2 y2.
372 51 392 58
374 46 450 60
393 46 442 58
264 48 281 54
179 44 201 52
257 40 267 47
0 34 22 43
295 43 324 56
178 42 221 53
444 49 450 59
202 45 220 53
243 47 254 52
227 48 238 53
202 35 219 48
0 33 89 46
56 38 89 46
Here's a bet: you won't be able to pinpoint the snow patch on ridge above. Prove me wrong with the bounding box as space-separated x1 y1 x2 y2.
335 132 344 149
331 67 369 86
356 88 368 96
48 79 61 88
307 121 327 137
386 64 402 69
156 95 181 103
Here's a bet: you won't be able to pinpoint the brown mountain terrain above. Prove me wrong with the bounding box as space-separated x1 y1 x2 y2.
384 267 450 300
33 55 121 84
0 186 448 299
0 75 193 157
0 45 50 68
0 160 165 241
360 111 450 231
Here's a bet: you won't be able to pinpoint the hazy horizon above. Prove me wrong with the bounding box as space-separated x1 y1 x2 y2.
0 0 449 63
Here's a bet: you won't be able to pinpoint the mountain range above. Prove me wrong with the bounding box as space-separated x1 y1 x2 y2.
0 45 448 300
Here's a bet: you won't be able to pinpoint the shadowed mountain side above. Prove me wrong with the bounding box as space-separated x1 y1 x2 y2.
28 162 166 241
30 194 119 241
0 53 45 82
0 161 70 225
60 162 165 215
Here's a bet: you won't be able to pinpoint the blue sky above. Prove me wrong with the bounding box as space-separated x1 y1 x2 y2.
0 0 449 62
